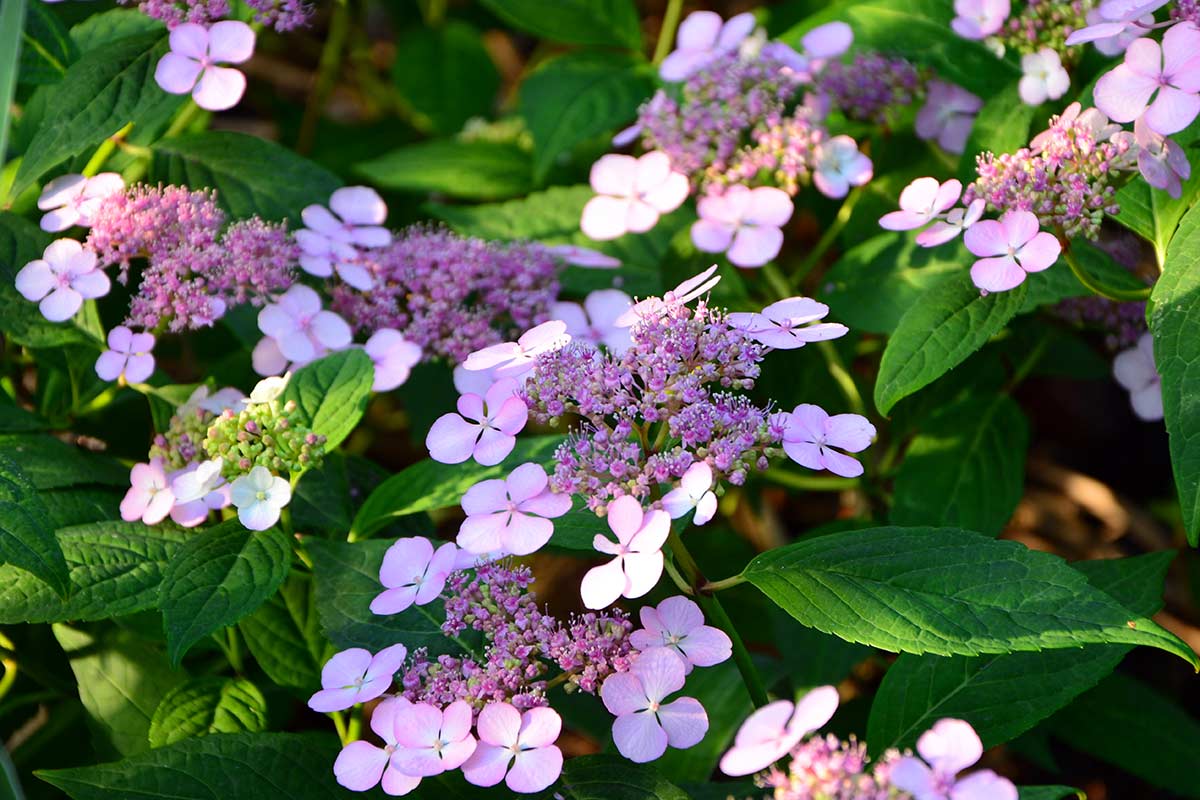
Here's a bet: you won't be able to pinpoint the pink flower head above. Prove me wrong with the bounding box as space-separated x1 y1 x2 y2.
614 265 721 327
728 297 849 350
370 537 458 615
600 647 708 763
660 462 718 526
1094 23 1200 135
391 700 477 777
719 685 840 776
812 136 873 199
629 596 731 674
425 378 529 466
1019 48 1071 106
254 284 352 372
365 328 422 392
307 643 408 713
154 21 256 111
691 185 793 268
120 457 175 525
94 326 155 384
169 457 230 527
659 11 757 81
457 462 572 556
552 289 634 353
462 703 564 793
37 172 124 232
580 152 689 241
915 81 983 154
15 239 110 322
880 178 963 232
333 696 422 796
780 404 876 478
542 244 621 268
1069 9 1155 55
462 320 571 380
580 495 671 609
1135 117 1193 199
916 199 986 247
964 210 1061 293
296 186 392 289
951 0 1011 39
891 719 1018 800
1113 332 1163 421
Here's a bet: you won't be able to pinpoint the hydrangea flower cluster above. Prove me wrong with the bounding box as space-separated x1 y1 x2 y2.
118 0 312 30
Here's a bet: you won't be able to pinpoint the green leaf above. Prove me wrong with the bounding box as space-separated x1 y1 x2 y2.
150 131 341 222
519 51 654 181
957 83 1035 184
393 21 499 135
547 755 689 800
355 139 533 200
1149 202 1200 545
53 625 185 758
41 486 123 527
547 501 608 551
741 526 1197 666
38 732 349 799
874 271 1028 415
865 552 1174 753
890 393 1028 535
0 392 47 432
147 677 268 748
0 0 24 185
238 573 325 690
1048 674 1200 798
1111 125 1200 264
15 31 181 195
0 521 187 623
1019 242 1145 313
0 433 126 489
306 537 452 654
69 9 162 52
479 0 642 50
290 453 353 536
1018 789 1083 800
158 522 292 665
351 435 565 539
283 349 374 452
20 2 78 85
0 451 69 596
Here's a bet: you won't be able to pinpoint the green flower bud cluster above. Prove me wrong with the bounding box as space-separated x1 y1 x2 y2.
150 406 213 470
203 398 326 479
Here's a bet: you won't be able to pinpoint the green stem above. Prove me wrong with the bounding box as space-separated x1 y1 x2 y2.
297 0 352 155
0 0 26 184
331 710 350 744
346 705 362 742
1005 328 1051 392
0 632 17 707
818 340 864 417
651 0 684 65
763 469 858 492
790 186 863 292
761 262 793 302
701 574 745 592
82 122 133 177
1061 241 1151 302
225 628 244 674
662 556 694 596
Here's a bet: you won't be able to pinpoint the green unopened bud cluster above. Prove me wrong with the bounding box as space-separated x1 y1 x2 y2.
150 406 214 470
203 398 326 479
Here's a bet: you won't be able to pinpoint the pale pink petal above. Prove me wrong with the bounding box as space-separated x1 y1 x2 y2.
364 643 408 687
94 351 127 382
915 221 963 247
660 487 696 519
207 20 255 63
630 508 670 553
624 199 661 234
301 204 345 236
657 696 708 748
169 23 209 58
1131 383 1164 420
675 10 723 50
319 647 370 688
745 187 794 226
490 396 529 436
379 537 434 587
782 440 825 471
590 154 637 196
641 171 690 214
963 219 1010 257
679 626 732 668
426 414 481 464
581 557 626 609
952 770 1019 800
390 748 446 778
40 206 81 232
1014 231 1061 272
380 767 421 796
917 718 983 775
1144 86 1200 135
632 646 685 704
789 685 840 734
476 702 522 745
971 256 1028 292
518 707 562 748
40 287 82 322
606 495 645 542
720 739 792 777
331 186 388 225
38 174 86 210
334 741 388 791
660 49 714 82
461 479 508 516
803 21 853 58
70 269 110 299
691 219 735 254
123 353 155 383
507 746 562 793
461 744 511 788
824 414 876 452
369 585 420 615
820 447 865 478
473 427 516 466
518 489 571 518
581 195 633 241
1001 210 1040 249
879 210 930 231
15 261 54 301
500 513 552 555
890 757 938 797
693 491 717 525
727 225 783 267
192 65 246 111
1094 62 1159 122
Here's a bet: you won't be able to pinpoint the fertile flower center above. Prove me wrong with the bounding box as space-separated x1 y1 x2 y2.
256 490 268 501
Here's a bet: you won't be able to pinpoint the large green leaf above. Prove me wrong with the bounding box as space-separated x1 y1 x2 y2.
69 9 162 52
20 2 78 85
874 271 1028 415
306 537 452 654
865 552 1173 754
147 677 268 748
519 51 654 181
38 732 349 799
0 433 125 489
1149 203 1200 544
479 0 642 50
741 526 1197 666
543 755 689 800
956 83 1035 184
0 521 186 623
14 31 181 195
356 139 533 200
393 21 499 135
238 573 326 690
158 522 292 665
351 435 565 539
0 452 68 596
151 131 341 222
283 348 374 452
890 393 1028 535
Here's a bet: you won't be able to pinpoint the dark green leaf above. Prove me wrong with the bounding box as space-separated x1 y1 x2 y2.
41 486 123 527
20 3 78 85
479 0 642 50
0 433 126 489
393 21 499 135
1019 242 1145 312
0 451 69 596
148 677 268 748
542 754 689 800
0 392 47 432
158 522 292 665
283 349 374 452
239 573 326 690
547 501 607 551
742 526 1196 665
1018 788 1083 800
957 83 1034 184
69 9 162 52
356 139 533 200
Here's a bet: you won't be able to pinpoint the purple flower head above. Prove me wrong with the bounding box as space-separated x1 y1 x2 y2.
1095 22 1200 135
812 136 873 199
37 172 124 232
880 178 963 232
691 185 793 268
728 297 848 350
659 10 757 82
253 284 352 374
660 462 719 526
815 52 921 124
964 210 1061 293
155 21 255 111
370 537 458 615
581 152 690 241
780 404 876 478
891 718 1017 800
426 379 528 466
307 643 408 713
553 289 633 353
457 462 572 556
120 458 175 525
1135 116 1193 199
391 700 477 777
600 647 709 763
462 703 564 793
719 685 840 776
915 81 983 154
296 186 392 289
1018 48 1070 106
364 328 422 392
15 239 110 322
463 320 571 380
951 0 1011 39
95 326 156 384
580 495 670 610
1113 332 1163 421
332 696 422 795
629 596 731 674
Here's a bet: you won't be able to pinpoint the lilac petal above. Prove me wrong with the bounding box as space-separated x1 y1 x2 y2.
939 114 975 154
193 65 246 111
675 11 722 51
457 513 509 554
390 747 447 778
898 176 941 213
581 557 625 610
803 21 853 58
612 712 668 763
252 337 289 376
369 585 420 615
507 746 562 793
1094 62 1158 123
310 310 353 350
660 487 696 519
15 260 54 301
365 643 409 685
308 687 360 713
656 595 703 633
720 739 792 777
155 52 203 94
789 685 840 735
821 447 865 478
169 498 210 528
717 13 757 51
380 766 421 796
963 219 1009 257
518 706 562 748
1066 20 1128 44
476 702 522 746
824 413 876 452
971 256 1028 292
276 330 317 364
94 351 126 382
690 219 735 254
379 537 434 587
38 174 86 210
1131 384 1164 420
426 413 480 464
659 49 714 82
169 23 209 59
1113 345 1157 390
334 742 388 792
679 626 733 668
658 696 708 748
461 478 509 515
782 439 825 471
473 427 516 467
727 225 783 268
632 645 686 702
123 353 155 384
879 210 930 231
951 770 1019 800
490 396 529 436
461 744 511 788
1015 231 1061 272
40 206 81 232
40 287 82 321
813 170 849 199
581 196 631 240
640 170 689 214
70 269 110 299
1144 86 1200 136
601 671 648 716
207 20 256 63
319 648 370 690
915 221 963 247
1162 21 1200 75
890 756 937 797
917 718 983 776
785 403 828 442
506 462 549 504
